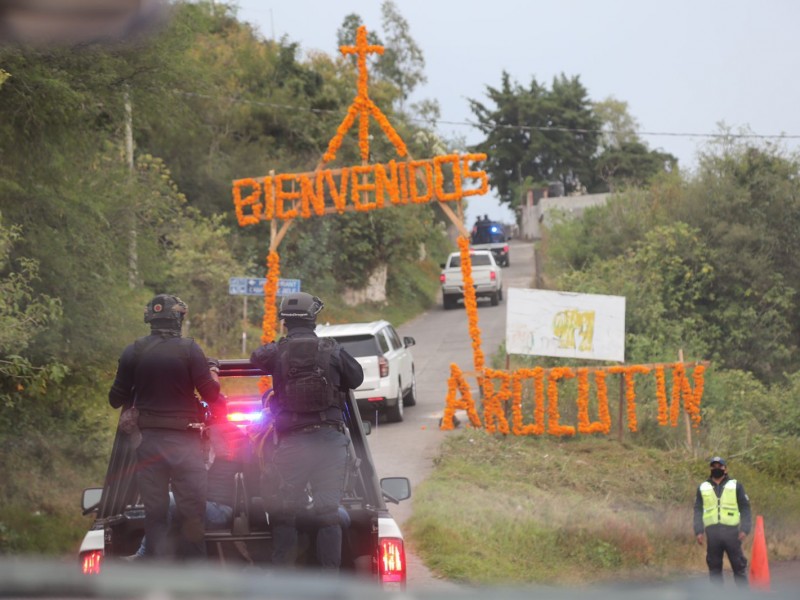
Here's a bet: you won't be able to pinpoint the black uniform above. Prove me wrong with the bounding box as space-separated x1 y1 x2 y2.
109 333 220 559
250 325 363 569
693 475 752 585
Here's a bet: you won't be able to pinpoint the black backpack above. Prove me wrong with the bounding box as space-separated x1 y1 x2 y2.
273 337 338 414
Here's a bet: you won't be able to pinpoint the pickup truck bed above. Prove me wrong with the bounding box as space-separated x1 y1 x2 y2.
79 360 409 589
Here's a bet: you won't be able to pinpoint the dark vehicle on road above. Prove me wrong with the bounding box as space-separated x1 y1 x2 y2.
79 359 410 589
470 221 510 267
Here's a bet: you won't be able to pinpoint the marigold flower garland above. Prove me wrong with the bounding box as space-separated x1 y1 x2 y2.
655 366 669 426
233 178 262 226
689 365 705 427
256 250 281 394
482 368 512 434
323 25 407 164
592 370 612 434
442 362 705 435
669 364 682 426
547 367 576 436
512 367 545 435
575 368 611 434
608 365 651 432
440 363 482 430
457 236 485 376
261 251 280 344
672 362 704 428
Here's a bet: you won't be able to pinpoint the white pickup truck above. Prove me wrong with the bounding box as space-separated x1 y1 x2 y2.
439 249 504 309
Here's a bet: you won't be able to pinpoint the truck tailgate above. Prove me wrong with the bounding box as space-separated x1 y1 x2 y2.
355 356 382 391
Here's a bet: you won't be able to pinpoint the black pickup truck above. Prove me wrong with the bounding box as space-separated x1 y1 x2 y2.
78 359 411 590
470 220 510 267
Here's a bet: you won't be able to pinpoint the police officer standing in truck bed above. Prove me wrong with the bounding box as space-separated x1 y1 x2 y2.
250 292 363 570
109 294 220 559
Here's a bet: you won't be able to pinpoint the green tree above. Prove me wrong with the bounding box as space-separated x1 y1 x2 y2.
0 215 61 356
469 72 600 208
593 96 640 148
595 141 677 190
378 0 426 110
0 212 67 426
335 2 426 111
162 210 244 355
681 141 800 380
541 74 601 192
469 72 545 207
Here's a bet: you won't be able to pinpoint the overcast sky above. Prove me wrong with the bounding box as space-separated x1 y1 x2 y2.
234 0 800 224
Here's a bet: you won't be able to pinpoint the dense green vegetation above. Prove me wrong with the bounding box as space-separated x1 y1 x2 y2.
0 1 450 553
408 138 800 584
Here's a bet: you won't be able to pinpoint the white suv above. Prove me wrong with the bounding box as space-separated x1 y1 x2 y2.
315 320 416 423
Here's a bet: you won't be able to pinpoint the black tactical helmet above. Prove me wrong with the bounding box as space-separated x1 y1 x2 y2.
144 294 188 327
278 292 323 323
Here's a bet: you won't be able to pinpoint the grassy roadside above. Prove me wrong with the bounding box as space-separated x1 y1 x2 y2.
406 427 800 586
0 425 114 554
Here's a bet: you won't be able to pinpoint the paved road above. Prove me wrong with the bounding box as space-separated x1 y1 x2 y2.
366 240 536 590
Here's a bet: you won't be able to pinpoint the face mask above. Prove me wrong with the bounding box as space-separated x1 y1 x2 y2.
710 468 725 478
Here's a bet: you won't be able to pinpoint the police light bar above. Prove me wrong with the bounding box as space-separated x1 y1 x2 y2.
227 411 263 423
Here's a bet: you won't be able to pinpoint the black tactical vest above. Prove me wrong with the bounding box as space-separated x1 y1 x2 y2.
273 337 338 414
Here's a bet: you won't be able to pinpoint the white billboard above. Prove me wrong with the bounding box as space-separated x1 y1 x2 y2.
506 288 626 362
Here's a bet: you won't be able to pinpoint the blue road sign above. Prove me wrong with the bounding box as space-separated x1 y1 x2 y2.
229 277 301 296
228 277 248 295
277 278 301 296
245 278 267 295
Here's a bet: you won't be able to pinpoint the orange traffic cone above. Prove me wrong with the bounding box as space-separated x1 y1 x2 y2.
749 515 770 590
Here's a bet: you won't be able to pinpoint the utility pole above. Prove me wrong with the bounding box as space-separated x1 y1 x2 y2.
124 86 138 289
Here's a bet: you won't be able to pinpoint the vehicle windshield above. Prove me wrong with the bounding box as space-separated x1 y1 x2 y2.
449 254 492 268
330 335 380 357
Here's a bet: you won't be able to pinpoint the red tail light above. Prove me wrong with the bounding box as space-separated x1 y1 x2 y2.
503 244 509 252
490 271 496 281
439 273 445 283
378 537 406 588
378 356 389 378
80 550 103 575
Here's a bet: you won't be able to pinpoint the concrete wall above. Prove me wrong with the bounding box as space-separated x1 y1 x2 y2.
519 189 611 240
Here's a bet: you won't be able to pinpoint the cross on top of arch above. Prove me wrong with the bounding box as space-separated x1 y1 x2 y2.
322 25 408 164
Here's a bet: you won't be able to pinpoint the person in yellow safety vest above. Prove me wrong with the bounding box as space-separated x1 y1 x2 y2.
693 456 752 586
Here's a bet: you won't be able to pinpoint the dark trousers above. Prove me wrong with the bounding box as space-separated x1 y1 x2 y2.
136 429 207 559
270 427 348 569
706 525 748 586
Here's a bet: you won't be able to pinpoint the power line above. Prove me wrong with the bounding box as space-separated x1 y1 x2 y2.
176 91 800 141
431 119 800 141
